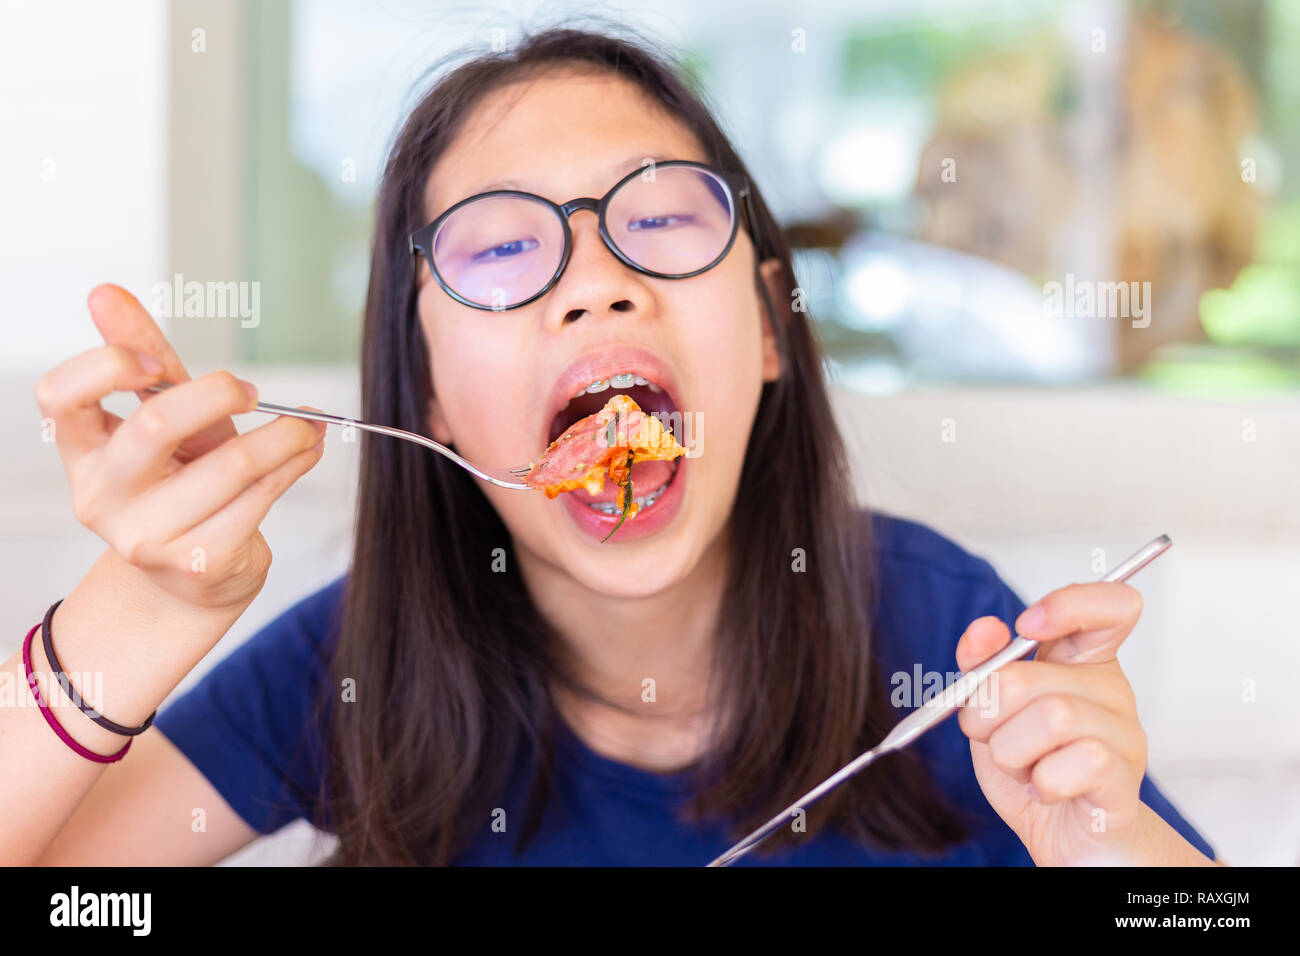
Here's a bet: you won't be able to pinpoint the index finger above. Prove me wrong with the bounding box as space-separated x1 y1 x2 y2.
87 283 238 457
1014 581 1143 664
34 344 164 458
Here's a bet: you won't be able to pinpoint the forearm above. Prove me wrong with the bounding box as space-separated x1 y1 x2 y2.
1132 801 1223 866
0 548 248 864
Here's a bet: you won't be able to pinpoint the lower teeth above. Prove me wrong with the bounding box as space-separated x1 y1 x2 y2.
586 483 666 515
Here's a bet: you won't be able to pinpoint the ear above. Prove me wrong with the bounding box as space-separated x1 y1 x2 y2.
758 257 786 383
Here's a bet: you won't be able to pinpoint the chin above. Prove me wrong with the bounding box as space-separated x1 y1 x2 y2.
560 532 704 600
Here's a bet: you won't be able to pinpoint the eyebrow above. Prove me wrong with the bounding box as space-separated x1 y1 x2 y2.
463 153 681 198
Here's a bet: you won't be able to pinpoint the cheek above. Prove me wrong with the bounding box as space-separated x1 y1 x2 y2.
672 273 767 451
419 295 532 458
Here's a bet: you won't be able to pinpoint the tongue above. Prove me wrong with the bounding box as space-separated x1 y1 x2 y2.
581 459 675 503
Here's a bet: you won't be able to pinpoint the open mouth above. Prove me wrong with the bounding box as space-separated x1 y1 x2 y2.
547 370 684 515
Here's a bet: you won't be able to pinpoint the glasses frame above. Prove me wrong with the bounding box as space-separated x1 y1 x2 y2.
409 160 756 311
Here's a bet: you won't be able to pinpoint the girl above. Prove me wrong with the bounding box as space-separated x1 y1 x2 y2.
8 26 1217 866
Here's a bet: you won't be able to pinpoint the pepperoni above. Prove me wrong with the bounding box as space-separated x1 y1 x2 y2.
524 393 685 501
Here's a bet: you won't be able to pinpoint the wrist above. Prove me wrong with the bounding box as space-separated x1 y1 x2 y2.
1132 801 1218 866
97 546 260 633
27 548 251 746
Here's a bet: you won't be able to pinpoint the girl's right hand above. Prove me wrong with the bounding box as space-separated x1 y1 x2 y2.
34 284 327 612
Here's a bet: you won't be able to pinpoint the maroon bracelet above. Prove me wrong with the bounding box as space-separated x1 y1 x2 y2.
21 621 131 764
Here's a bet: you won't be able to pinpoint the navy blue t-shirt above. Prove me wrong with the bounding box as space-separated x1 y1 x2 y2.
153 511 1216 865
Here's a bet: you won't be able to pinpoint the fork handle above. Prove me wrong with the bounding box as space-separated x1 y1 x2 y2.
140 382 529 489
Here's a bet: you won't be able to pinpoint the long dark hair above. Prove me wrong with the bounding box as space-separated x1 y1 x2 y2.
314 23 970 865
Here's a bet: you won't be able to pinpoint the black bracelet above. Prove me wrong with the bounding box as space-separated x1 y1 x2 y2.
41 599 156 737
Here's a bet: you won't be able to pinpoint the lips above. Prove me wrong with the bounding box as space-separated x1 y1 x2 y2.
537 345 688 540
560 454 688 542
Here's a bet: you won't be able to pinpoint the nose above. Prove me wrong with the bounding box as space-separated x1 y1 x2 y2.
543 206 649 328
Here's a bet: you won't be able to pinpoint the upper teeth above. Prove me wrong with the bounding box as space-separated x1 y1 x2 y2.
571 374 659 400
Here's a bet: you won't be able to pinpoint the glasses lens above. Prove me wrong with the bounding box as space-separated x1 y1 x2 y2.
605 165 736 276
432 195 564 308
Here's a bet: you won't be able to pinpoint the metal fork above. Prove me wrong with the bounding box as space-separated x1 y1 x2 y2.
142 382 533 490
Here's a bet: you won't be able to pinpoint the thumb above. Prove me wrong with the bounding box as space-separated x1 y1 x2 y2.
1013 582 1143 664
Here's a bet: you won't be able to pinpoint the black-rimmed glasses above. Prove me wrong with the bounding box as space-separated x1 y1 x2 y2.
409 160 753 311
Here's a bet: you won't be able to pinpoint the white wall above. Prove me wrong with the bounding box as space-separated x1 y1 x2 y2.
0 0 167 370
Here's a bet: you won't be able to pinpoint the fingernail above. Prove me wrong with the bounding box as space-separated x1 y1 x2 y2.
313 419 328 438
239 379 258 403
1027 783 1043 802
1019 604 1047 634
137 351 163 374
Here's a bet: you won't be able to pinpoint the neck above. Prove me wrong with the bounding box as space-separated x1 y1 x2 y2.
515 524 732 770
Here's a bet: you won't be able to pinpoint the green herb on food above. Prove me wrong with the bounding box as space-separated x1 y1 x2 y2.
600 450 636 543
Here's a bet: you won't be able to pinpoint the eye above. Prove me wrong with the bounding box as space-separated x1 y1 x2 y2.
472 237 540 261
626 214 695 232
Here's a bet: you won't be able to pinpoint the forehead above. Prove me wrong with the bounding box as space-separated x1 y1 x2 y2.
424 68 710 217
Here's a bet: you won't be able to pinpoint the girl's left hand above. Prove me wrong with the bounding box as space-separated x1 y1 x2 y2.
955 581 1148 866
